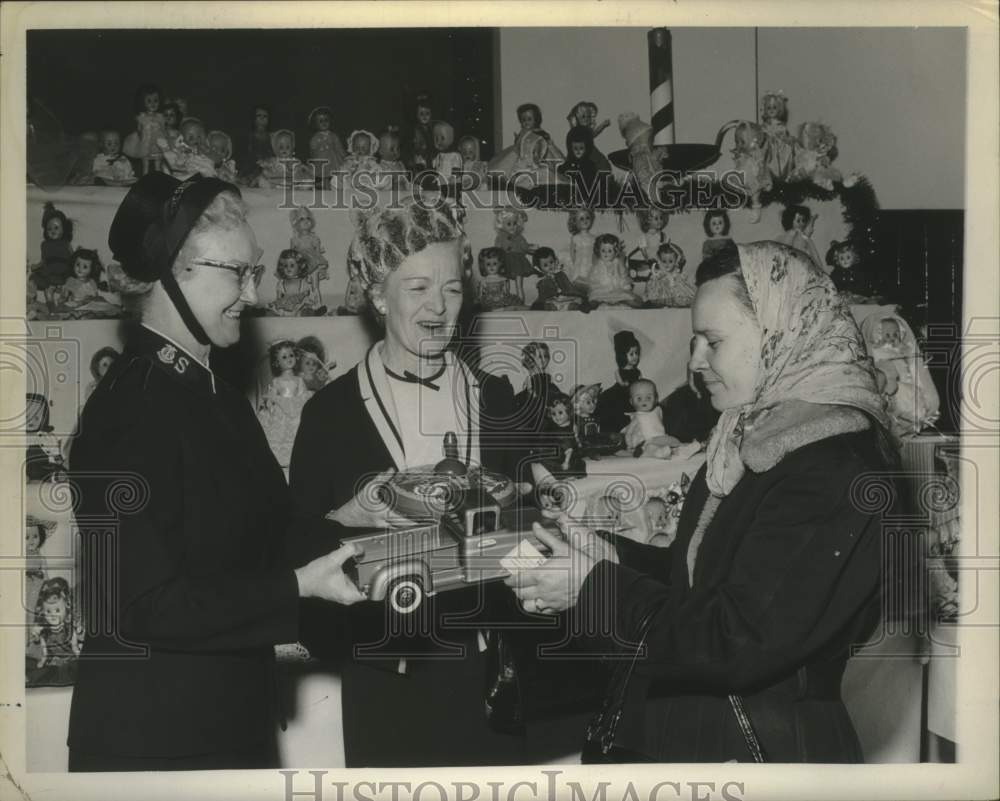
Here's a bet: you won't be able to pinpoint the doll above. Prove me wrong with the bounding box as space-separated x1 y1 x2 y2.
408 93 435 172
570 383 603 444
636 207 671 261
793 121 841 190
622 378 666 450
289 206 329 309
646 242 695 307
28 577 83 685
567 207 596 286
32 202 74 311
161 102 182 152
343 129 380 179
558 127 602 203
63 248 103 306
132 83 166 175
86 346 120 398
596 330 643 433
493 208 535 302
25 392 66 482
296 335 335 393
268 249 325 316
307 106 346 183
826 240 876 299
24 516 53 651
488 103 564 183
515 342 560 417
91 129 136 186
531 247 582 309
375 128 410 189
457 135 487 186
206 130 238 183
257 340 313 469
159 118 216 180
701 210 734 260
530 393 587 482
477 247 522 310
861 312 940 437
258 130 309 188
776 204 822 267
567 100 614 175
431 121 463 184
587 233 641 307
340 239 368 315
617 113 663 200
731 120 771 222
759 90 796 181
239 105 274 185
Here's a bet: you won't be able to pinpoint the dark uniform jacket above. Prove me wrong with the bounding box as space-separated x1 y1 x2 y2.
67 324 302 760
579 430 888 762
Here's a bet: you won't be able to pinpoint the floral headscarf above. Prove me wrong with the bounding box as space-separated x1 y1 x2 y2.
704 242 890 497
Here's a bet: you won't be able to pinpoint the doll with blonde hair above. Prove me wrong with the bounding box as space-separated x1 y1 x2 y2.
587 233 641 307
493 208 535 302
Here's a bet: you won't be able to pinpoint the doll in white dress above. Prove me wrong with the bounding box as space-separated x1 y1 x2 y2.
567 207 596 287
289 206 329 310
257 340 313 470
257 130 310 189
587 233 641 307
621 378 666 450
645 242 695 307
131 84 165 175
343 130 381 180
636 207 670 261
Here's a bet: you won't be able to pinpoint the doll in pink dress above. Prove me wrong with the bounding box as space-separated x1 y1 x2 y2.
493 208 535 302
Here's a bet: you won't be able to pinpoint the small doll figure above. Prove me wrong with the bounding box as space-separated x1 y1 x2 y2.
161 102 182 152
597 330 642 433
567 207 596 285
239 105 274 185
33 202 74 311
289 206 329 309
646 242 695 307
268 249 325 316
408 93 434 171
258 129 309 188
27 577 83 685
24 516 52 636
493 208 535 302
587 233 641 307
63 248 102 306
793 121 841 190
159 118 216 180
531 247 582 310
296 335 335 393
257 339 313 469
307 106 346 183
25 392 66 483
622 378 666 450
132 83 165 174
617 113 662 200
826 240 876 299
488 103 564 184
477 247 522 310
861 312 940 437
375 128 410 190
515 342 560 417
702 210 735 261
431 121 463 184
340 239 368 315
567 100 614 175
636 207 670 261
92 129 136 186
776 204 822 267
343 129 380 180
571 383 602 443
206 130 238 183
530 393 587 483
759 90 796 181
86 346 120 398
731 120 771 222
457 135 487 186
558 127 604 203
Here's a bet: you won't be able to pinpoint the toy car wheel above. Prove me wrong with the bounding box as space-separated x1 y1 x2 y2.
387 577 424 615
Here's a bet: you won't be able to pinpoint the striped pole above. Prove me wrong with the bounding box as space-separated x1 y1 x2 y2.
649 28 675 146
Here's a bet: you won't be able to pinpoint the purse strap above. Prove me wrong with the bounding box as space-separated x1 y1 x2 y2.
728 693 767 762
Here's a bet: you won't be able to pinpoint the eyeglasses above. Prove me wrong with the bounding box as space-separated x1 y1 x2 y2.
191 258 265 289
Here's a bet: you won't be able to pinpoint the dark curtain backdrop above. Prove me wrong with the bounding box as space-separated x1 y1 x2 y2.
27 28 497 160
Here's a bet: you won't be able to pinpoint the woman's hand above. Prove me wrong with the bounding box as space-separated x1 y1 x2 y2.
504 514 619 615
325 468 414 529
294 542 367 605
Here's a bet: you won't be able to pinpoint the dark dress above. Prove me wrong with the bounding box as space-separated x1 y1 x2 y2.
67 325 308 770
578 430 889 762
597 368 640 433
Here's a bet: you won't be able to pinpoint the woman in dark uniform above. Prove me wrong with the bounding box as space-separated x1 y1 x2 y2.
67 173 365 772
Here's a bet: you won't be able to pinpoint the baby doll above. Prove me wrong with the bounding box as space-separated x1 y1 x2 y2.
258 129 309 188
531 247 582 309
701 210 735 260
63 248 103 305
296 335 335 393
760 90 796 182
343 129 380 180
622 378 666 450
375 128 410 190
268 249 325 316
132 83 166 175
793 121 841 190
731 120 771 222
159 117 216 180
431 121 463 184
477 247 522 310
776 204 822 267
586 233 641 307
567 100 614 175
493 208 535 302
636 207 670 261
257 339 312 469
91 129 136 185
646 242 695 307
457 135 487 185
289 206 329 308
567 207 596 286
240 105 274 185
617 113 662 200
206 130 238 183
28 577 82 682
86 346 119 398
826 240 876 299
861 313 940 437
307 106 346 182
33 202 74 311
25 392 66 483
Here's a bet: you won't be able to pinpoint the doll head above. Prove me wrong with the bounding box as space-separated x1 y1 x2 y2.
100 129 122 158
593 233 622 263
271 129 296 160
781 204 812 233
516 103 542 133
348 130 378 157
296 335 333 391
629 379 658 412
760 91 789 125
637 207 669 234
531 247 559 276
379 129 402 162
798 121 838 159
564 126 594 163
732 120 766 154
494 208 527 237
567 207 595 235
825 240 859 272
289 206 316 234
25 393 53 434
25 516 53 555
35 577 72 631
415 94 433 126
134 83 161 114
179 118 207 153
521 341 551 373
432 121 455 153
89 346 119 381
207 131 233 166
457 135 480 163
571 383 601 417
268 339 300 377
277 249 307 281
309 106 334 132
71 248 101 282
252 105 271 133
702 209 731 238
162 103 181 132
547 395 572 428
656 242 686 273
614 330 641 370
41 202 72 243
569 101 599 130
477 246 505 278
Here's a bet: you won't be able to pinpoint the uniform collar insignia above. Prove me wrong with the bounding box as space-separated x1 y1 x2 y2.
137 324 216 393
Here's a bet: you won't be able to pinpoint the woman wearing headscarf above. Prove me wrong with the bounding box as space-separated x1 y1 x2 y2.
508 241 898 762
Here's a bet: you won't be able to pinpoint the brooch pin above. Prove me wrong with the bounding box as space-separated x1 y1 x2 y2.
157 344 177 365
